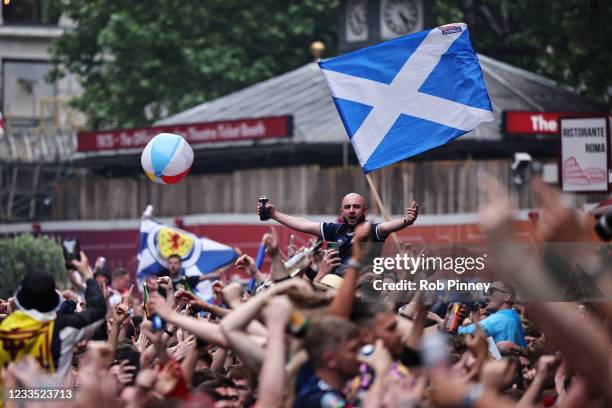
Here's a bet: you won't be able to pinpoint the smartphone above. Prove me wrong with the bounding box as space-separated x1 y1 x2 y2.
151 315 166 331
62 238 81 268
328 242 340 253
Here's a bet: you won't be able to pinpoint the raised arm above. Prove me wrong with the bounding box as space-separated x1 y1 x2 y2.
328 222 370 318
376 200 419 239
234 253 267 285
218 285 278 372
147 292 229 348
258 200 320 237
65 268 86 293
257 296 293 408
59 252 107 333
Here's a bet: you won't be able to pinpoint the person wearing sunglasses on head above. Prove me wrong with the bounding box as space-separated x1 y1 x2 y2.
457 281 527 347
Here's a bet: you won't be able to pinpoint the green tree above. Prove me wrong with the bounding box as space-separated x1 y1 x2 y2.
0 235 66 298
434 0 611 107
49 0 339 129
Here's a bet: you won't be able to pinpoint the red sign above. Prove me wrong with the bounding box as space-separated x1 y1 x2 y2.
77 116 292 152
504 111 605 135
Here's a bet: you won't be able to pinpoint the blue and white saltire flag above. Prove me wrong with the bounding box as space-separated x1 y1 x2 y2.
319 23 493 173
137 217 238 299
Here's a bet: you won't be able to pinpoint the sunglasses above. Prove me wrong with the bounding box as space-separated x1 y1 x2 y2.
484 287 509 296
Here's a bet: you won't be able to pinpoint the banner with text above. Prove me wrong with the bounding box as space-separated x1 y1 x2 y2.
77 116 293 152
503 111 605 135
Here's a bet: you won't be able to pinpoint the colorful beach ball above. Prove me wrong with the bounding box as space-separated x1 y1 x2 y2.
141 133 194 184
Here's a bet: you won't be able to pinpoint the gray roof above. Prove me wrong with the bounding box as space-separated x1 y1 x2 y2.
157 54 604 143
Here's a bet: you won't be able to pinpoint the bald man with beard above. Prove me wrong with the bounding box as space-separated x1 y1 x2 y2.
257 193 418 271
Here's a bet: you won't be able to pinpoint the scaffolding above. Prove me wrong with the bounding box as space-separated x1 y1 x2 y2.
0 129 78 221
0 92 87 221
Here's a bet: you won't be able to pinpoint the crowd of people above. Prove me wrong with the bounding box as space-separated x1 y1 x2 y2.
0 176 611 408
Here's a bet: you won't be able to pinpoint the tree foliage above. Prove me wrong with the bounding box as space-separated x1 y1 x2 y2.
0 234 66 298
434 0 611 107
49 0 609 130
49 0 339 129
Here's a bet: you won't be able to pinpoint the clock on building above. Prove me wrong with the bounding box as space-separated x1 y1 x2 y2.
380 0 423 39
338 0 432 53
345 0 368 42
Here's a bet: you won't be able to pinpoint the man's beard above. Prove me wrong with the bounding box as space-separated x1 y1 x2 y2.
344 213 365 225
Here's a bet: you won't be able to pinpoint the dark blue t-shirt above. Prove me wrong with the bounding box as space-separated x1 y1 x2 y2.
294 360 350 408
319 222 386 265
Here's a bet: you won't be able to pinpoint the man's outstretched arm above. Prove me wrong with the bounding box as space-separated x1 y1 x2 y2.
376 200 419 239
257 200 321 237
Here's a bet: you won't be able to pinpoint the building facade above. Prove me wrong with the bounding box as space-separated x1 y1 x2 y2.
0 0 81 130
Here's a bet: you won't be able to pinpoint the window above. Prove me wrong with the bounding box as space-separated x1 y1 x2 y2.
2 60 57 122
2 0 61 25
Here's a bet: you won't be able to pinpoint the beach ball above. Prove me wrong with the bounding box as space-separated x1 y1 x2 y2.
141 133 194 184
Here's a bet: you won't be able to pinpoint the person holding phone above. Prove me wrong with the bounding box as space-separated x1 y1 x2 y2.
0 251 106 381
257 193 419 271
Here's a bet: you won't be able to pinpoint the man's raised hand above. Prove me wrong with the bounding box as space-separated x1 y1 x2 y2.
157 276 173 291
404 200 419 226
318 249 341 277
72 251 93 279
234 253 257 276
357 339 392 376
146 292 173 319
478 174 515 237
112 303 130 327
174 289 198 304
257 200 276 219
532 176 589 242
262 226 280 257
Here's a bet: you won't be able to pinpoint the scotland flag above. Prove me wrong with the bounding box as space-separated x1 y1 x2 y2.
137 217 238 296
319 23 493 173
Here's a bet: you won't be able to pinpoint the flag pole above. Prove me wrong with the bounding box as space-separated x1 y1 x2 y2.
365 173 402 250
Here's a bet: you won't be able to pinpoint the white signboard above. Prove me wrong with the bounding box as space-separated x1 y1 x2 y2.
560 117 610 192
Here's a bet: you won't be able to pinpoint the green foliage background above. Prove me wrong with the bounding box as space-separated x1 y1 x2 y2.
433 0 611 107
49 0 340 129
48 0 610 131
0 235 66 299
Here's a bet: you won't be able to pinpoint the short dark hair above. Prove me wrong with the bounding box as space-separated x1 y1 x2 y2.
168 254 182 262
304 316 358 368
350 301 393 326
227 365 250 383
198 377 236 398
192 368 218 387
112 267 129 279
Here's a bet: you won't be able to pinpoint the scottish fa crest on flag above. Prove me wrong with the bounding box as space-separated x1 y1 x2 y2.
137 217 238 298
319 23 493 173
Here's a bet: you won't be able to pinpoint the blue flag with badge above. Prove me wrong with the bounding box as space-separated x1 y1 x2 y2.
319 23 493 173
137 216 238 300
